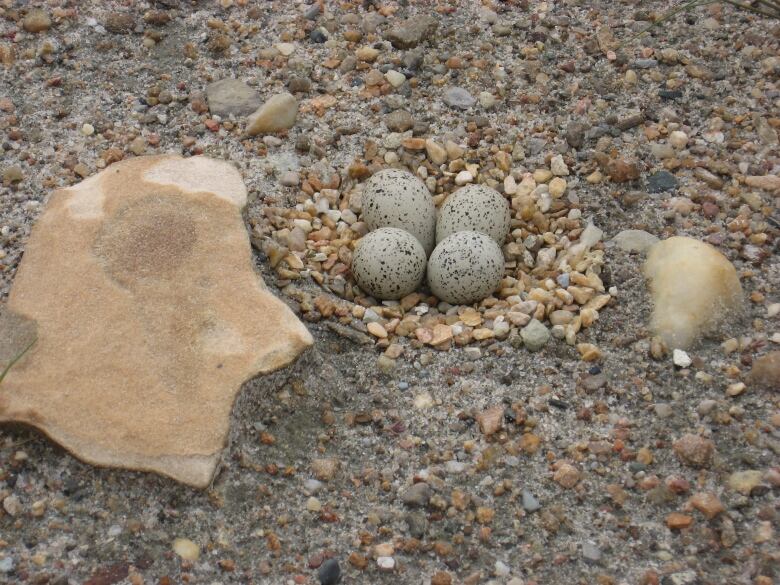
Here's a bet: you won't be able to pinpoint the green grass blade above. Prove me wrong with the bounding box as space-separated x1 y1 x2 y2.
0 338 37 386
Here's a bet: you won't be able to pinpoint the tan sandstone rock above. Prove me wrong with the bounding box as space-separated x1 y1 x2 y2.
644 236 743 349
0 155 313 487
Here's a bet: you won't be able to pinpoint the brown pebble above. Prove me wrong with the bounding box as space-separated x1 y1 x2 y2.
311 458 340 481
665 512 693 530
476 405 504 436
606 159 640 183
673 434 714 468
747 351 780 390
23 9 51 33
553 461 581 488
431 572 453 585
688 492 725 519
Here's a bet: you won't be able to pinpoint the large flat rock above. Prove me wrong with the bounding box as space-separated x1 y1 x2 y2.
0 155 313 487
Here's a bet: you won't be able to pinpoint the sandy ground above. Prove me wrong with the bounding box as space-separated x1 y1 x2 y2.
1 1 779 584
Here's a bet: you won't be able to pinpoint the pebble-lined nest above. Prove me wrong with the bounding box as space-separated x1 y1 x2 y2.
253 136 613 359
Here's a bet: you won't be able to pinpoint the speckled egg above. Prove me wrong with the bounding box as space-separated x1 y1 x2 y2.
362 169 436 254
427 231 504 304
435 184 511 244
352 227 427 300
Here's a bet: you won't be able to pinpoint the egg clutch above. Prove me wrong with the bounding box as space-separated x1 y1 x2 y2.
351 169 511 305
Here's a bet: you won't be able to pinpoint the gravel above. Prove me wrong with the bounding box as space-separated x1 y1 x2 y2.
1 1 779 584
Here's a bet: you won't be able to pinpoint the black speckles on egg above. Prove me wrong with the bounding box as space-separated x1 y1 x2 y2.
352 227 426 300
427 231 504 304
436 184 511 245
362 169 436 255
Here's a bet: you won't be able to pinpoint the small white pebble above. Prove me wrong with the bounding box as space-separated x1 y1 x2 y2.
384 70 406 88
669 130 689 149
376 556 395 571
80 123 94 136
673 348 692 368
275 42 295 56
454 170 473 185
767 303 780 318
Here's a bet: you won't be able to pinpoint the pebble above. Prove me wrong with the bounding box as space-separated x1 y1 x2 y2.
310 28 328 43
246 93 298 135
385 110 413 132
23 9 51 33
689 492 724 519
443 87 476 110
672 349 691 368
2 166 23 185
747 352 780 389
553 462 581 488
521 319 550 351
476 405 504 436
2 495 21 516
376 556 395 571
384 70 406 88
206 78 262 117
172 538 200 561
276 42 295 56
311 458 340 481
425 140 447 165
727 470 764 495
582 542 602 564
669 130 689 149
522 489 541 512
401 482 431 507
318 558 341 585
385 16 438 49
647 170 678 193
0 558 14 573
454 170 473 185
495 561 511 577
550 155 569 176
673 434 714 468
105 12 134 34
612 229 659 253
280 171 300 187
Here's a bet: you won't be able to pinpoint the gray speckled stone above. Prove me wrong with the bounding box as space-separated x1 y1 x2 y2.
436 184 511 244
442 86 476 109
427 231 504 304
521 319 550 351
205 78 261 117
352 228 426 300
361 169 436 255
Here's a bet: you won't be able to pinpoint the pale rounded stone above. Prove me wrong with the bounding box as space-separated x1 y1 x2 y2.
275 42 295 56
173 538 200 561
644 237 743 349
611 229 659 253
356 46 379 62
0 155 313 488
206 78 262 117
425 139 447 165
669 130 689 149
384 70 406 87
454 170 473 185
246 92 298 135
548 177 567 198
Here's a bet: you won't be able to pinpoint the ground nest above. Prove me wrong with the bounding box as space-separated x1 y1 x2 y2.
252 135 614 359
